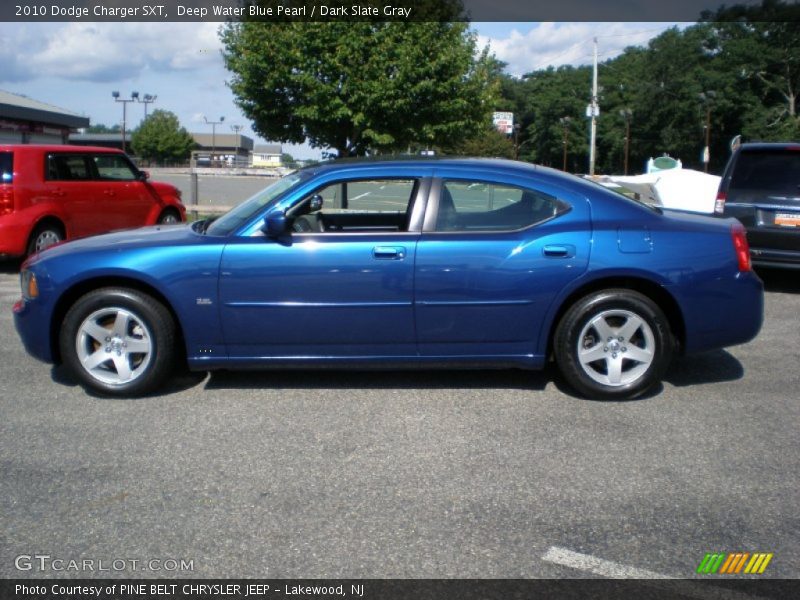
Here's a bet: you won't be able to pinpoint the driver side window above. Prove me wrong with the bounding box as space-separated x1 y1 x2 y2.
289 179 417 233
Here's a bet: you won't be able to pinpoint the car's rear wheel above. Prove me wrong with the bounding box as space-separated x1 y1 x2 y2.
158 209 181 224
554 289 674 400
60 288 176 397
27 222 64 256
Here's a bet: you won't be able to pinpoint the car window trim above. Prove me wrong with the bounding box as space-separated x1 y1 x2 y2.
423 177 570 235
284 176 432 237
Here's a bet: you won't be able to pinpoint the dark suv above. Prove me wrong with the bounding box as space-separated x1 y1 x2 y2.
716 142 800 268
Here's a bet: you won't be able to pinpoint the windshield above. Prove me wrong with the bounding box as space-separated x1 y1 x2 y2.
205 171 309 236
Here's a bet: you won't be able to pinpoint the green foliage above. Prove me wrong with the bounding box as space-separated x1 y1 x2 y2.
221 21 498 157
86 123 121 133
131 110 196 164
441 125 516 159
498 0 800 174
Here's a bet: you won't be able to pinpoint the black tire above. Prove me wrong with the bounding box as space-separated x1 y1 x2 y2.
27 222 64 256
554 289 674 400
59 288 177 397
158 209 181 224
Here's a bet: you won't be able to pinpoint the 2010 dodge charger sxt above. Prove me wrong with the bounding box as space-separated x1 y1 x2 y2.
13 158 763 399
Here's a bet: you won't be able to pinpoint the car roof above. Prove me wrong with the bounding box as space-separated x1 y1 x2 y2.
0 144 125 153
299 156 581 183
738 142 800 152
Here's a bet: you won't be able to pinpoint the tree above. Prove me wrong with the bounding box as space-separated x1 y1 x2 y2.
220 21 498 157
441 126 516 159
703 0 800 141
86 123 121 133
131 110 196 164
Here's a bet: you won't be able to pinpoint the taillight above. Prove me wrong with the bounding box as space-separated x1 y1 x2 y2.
732 224 751 272
714 190 726 215
0 185 12 216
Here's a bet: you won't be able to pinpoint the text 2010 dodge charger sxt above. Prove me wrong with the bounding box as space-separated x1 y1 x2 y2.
14 158 763 399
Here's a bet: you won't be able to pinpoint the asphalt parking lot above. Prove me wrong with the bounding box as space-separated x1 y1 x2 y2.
0 264 798 582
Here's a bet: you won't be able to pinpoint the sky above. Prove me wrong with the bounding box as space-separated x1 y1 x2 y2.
0 21 682 159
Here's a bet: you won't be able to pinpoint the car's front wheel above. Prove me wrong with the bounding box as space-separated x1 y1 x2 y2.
554 289 674 400
60 288 176 396
158 209 181 224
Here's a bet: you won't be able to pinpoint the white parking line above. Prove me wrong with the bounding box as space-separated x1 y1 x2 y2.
542 546 770 600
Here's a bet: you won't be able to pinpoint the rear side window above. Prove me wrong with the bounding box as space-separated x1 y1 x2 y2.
46 154 92 181
730 150 800 195
435 180 568 232
0 152 12 183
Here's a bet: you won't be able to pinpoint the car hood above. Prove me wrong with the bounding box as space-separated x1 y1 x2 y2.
147 180 181 197
28 223 201 263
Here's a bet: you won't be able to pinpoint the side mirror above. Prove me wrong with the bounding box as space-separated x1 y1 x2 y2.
309 194 324 212
262 211 288 237
137 170 150 181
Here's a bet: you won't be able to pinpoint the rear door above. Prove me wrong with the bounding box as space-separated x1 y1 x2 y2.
415 172 591 361
45 153 105 238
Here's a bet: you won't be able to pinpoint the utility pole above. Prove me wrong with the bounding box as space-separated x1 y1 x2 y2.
620 108 632 175
588 37 599 176
559 116 571 171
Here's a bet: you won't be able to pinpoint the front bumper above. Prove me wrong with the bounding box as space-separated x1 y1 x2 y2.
13 296 56 364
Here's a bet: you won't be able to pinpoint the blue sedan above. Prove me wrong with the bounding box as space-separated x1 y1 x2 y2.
13 158 763 399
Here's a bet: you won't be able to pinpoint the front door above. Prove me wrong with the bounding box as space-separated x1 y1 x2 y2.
218 177 425 361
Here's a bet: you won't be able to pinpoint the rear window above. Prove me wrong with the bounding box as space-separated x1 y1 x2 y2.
0 152 12 183
730 150 800 195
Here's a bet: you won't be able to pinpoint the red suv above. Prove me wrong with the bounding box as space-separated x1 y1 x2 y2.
0 144 186 257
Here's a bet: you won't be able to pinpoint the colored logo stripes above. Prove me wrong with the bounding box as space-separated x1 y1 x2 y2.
697 552 773 574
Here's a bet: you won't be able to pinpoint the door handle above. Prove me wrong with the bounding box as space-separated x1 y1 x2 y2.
543 244 575 258
372 246 406 260
104 190 115 196
52 188 66 197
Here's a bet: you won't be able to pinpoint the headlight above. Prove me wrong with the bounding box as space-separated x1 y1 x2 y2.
20 270 39 300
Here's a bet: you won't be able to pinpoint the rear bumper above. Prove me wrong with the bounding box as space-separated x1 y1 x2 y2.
677 270 764 355
750 246 800 269
723 204 800 269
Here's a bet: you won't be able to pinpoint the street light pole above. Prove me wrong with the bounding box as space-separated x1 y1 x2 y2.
112 91 138 153
137 93 157 120
204 115 225 165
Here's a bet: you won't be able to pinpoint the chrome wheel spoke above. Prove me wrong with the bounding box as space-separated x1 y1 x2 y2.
606 355 624 385
82 349 110 370
124 338 149 354
83 321 111 343
579 343 607 365
112 311 131 337
591 316 615 342
625 345 653 363
112 354 133 381
618 315 644 342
